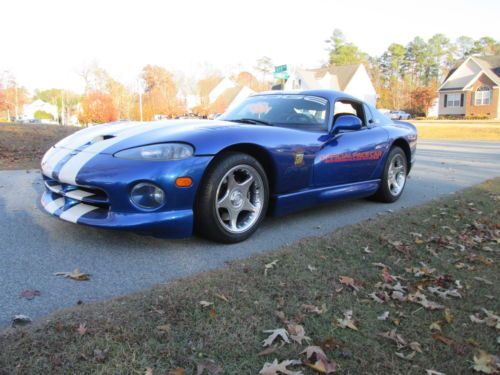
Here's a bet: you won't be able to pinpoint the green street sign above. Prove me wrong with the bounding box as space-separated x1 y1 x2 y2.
274 71 289 79
274 65 287 73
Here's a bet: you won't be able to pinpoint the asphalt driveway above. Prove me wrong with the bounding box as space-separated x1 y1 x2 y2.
0 140 499 327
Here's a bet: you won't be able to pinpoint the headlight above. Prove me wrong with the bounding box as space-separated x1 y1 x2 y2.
130 182 165 209
114 143 194 161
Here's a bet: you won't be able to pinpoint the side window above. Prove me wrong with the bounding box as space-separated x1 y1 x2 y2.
333 99 366 127
367 105 391 125
364 104 374 125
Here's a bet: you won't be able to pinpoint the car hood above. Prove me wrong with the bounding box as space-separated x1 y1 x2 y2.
53 119 244 155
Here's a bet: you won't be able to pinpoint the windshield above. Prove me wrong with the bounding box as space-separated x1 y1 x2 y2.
219 94 330 131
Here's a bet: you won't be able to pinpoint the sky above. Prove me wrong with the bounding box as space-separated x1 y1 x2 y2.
1 0 499 93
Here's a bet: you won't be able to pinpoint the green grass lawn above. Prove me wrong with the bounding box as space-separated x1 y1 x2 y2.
0 179 499 375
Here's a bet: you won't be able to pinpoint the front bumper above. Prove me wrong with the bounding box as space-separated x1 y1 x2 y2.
40 152 213 238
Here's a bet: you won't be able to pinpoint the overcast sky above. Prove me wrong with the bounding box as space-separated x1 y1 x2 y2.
2 0 499 93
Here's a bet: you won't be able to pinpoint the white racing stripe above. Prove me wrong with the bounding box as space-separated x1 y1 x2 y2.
58 122 160 185
59 203 99 223
66 190 95 200
42 121 143 178
43 197 65 214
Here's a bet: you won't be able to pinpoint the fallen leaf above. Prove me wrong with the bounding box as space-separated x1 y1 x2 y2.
339 276 360 291
377 311 390 320
335 310 358 331
308 265 317 272
287 324 311 345
145 368 154 375
264 260 279 276
426 370 446 375
258 346 279 356
54 268 90 281
19 289 41 300
262 328 290 347
259 359 303 375
214 293 229 302
427 286 461 299
473 351 499 374
363 246 372 253
199 301 213 308
469 309 500 330
474 277 493 285
369 292 390 303
93 348 107 363
378 329 407 349
77 323 87 336
302 303 327 315
301 346 338 374
407 291 444 310
156 324 171 333
409 341 423 353
444 309 454 324
429 322 442 332
168 369 185 375
432 333 455 346
196 359 223 375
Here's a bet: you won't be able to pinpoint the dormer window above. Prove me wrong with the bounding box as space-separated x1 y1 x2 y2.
475 85 491 105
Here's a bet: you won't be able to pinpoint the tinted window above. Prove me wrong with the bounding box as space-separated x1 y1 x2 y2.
219 94 330 131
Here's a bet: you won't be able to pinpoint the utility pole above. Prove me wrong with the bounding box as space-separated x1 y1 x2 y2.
137 78 143 122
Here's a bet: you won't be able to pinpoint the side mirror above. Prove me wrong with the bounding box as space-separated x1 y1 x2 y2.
332 115 362 134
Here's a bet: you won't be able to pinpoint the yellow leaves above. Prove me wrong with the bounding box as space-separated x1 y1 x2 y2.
53 268 90 281
444 308 454 324
473 351 500 374
335 310 358 331
168 369 185 375
301 346 338 374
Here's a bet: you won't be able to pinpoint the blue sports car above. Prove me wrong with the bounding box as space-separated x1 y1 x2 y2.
41 90 417 243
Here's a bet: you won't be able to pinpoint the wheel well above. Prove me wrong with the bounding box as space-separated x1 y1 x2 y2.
391 138 412 173
209 144 276 194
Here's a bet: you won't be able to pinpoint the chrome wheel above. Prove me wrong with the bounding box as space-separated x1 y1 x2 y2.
388 154 406 196
215 164 264 233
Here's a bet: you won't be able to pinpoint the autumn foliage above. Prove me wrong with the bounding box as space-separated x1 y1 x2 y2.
78 91 118 124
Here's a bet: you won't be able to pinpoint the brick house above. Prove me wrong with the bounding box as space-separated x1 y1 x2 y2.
438 56 500 119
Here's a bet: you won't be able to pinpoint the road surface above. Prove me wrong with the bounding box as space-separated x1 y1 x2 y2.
0 140 499 327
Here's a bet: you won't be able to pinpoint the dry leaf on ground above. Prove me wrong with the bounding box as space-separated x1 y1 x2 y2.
264 260 279 276
378 329 407 349
302 304 327 315
199 301 213 308
262 328 291 347
168 369 185 375
407 291 444 310
196 359 223 375
259 359 303 375
335 310 358 331
473 351 499 374
287 324 311 345
301 346 338 374
77 323 87 336
339 276 360 291
54 268 90 281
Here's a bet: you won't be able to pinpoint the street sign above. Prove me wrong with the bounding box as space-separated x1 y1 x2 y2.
274 65 287 73
273 71 289 79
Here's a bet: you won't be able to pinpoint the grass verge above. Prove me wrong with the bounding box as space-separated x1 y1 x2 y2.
411 121 500 141
0 124 79 169
0 179 499 375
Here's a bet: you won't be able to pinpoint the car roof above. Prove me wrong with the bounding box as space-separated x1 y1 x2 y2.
250 89 361 103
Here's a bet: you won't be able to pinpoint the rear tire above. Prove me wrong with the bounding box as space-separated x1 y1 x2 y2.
195 152 269 243
372 146 407 203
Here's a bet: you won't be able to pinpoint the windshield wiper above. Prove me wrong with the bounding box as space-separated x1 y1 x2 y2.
225 118 273 126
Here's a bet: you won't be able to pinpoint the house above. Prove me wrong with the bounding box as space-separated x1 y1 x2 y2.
23 99 58 121
438 56 500 119
210 86 255 114
284 64 377 106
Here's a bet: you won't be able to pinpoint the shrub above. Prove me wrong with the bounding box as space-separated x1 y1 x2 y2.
34 110 54 120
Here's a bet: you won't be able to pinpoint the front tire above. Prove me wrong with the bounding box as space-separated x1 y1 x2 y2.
195 152 269 243
372 146 407 203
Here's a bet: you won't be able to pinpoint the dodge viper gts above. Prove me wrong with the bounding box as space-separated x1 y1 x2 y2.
41 90 417 243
